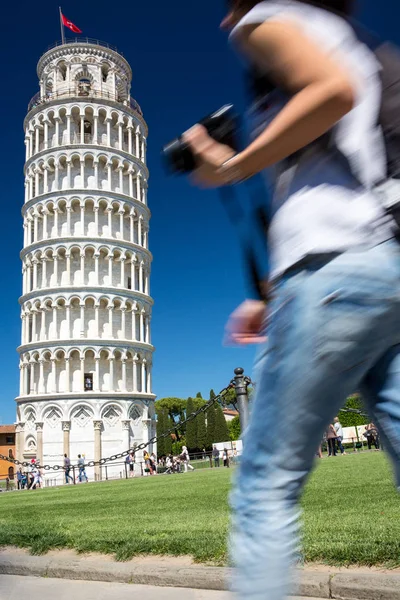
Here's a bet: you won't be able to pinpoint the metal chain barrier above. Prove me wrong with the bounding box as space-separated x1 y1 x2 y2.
1 385 232 472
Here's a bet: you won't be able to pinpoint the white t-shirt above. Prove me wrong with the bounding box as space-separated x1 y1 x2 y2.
334 422 343 438
230 0 392 279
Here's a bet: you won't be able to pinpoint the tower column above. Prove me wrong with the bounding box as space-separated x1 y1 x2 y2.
65 358 70 393
93 421 103 481
95 304 100 337
80 356 85 391
109 357 115 392
51 357 57 393
94 160 99 189
93 115 99 144
122 420 130 452
94 207 99 236
19 364 24 396
66 252 71 285
66 114 72 145
121 307 126 339
15 422 25 462
141 359 146 393
62 421 71 457
38 359 45 393
106 118 111 146
40 308 46 340
44 120 49 149
132 356 138 392
95 357 101 391
43 167 48 194
66 304 71 338
120 257 125 287
122 359 127 391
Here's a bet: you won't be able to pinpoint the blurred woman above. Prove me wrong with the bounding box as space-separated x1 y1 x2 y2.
184 1 400 599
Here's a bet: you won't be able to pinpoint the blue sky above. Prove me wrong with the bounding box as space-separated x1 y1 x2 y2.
0 1 399 424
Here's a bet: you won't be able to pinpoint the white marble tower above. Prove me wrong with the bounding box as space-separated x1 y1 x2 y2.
15 38 156 481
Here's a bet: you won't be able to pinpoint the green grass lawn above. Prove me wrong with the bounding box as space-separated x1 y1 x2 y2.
0 452 399 566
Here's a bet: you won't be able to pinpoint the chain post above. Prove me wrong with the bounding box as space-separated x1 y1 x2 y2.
232 367 251 435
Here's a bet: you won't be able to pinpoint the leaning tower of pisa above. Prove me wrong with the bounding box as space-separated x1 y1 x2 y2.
15 38 155 481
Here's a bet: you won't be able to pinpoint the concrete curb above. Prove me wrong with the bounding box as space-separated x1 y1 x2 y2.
0 550 399 599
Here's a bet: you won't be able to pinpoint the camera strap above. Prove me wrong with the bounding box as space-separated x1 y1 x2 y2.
218 184 270 302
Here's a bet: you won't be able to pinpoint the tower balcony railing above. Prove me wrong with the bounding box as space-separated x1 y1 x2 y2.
28 89 142 116
46 38 123 55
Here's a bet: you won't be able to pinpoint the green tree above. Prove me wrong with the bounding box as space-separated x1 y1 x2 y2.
228 415 241 441
155 397 187 440
193 396 206 410
186 397 197 450
196 411 207 450
205 404 216 449
209 389 216 400
196 392 202 398
339 394 368 428
214 404 230 443
172 437 185 456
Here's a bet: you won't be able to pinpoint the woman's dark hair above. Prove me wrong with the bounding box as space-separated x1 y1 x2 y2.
228 1 355 15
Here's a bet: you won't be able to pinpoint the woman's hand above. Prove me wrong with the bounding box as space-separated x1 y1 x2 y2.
182 125 236 188
224 299 267 345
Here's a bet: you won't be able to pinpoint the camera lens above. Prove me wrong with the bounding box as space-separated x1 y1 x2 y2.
162 137 197 174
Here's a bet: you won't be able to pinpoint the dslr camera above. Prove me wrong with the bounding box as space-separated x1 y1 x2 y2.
162 104 239 175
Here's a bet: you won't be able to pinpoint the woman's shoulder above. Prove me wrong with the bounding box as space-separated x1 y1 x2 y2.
230 0 357 49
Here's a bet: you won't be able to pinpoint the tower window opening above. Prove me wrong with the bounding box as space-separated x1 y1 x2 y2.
101 64 110 83
59 63 67 81
127 277 132 290
84 373 93 391
80 119 92 143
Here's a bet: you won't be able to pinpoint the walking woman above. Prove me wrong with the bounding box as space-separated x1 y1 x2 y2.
181 446 195 472
184 1 400 598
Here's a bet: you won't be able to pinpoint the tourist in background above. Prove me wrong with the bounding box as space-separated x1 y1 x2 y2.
31 465 42 489
129 451 136 477
181 446 195 472
223 448 230 468
150 452 157 474
77 454 88 483
143 450 151 475
364 423 380 450
64 453 74 484
17 468 24 490
334 417 346 455
326 424 337 457
212 445 220 468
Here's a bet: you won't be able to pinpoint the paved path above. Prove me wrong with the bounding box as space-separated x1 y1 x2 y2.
0 575 321 600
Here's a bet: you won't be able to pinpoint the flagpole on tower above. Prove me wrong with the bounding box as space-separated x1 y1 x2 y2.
59 7 66 45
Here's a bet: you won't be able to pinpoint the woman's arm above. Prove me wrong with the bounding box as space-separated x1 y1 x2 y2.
184 19 355 185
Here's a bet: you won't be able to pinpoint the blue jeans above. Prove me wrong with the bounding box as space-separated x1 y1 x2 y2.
79 467 88 482
231 240 400 600
336 436 345 454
